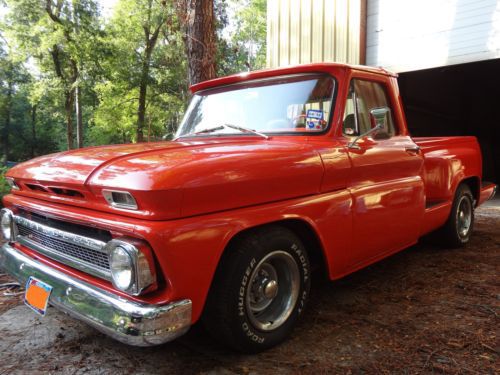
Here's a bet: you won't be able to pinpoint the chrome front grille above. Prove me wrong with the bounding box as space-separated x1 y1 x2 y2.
17 224 110 269
13 215 111 280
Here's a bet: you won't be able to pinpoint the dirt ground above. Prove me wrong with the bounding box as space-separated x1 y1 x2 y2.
0 203 498 374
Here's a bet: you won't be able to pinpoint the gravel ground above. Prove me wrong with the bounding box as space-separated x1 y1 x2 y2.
0 203 498 374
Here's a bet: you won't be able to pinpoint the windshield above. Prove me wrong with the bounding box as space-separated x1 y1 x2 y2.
175 74 336 138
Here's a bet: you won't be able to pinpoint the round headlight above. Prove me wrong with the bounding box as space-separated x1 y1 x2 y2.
1 209 14 241
109 246 134 291
105 239 155 296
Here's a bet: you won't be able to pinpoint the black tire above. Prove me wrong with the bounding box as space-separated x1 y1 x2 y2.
202 225 311 353
438 184 475 248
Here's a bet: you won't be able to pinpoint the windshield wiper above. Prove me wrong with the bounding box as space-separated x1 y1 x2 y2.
173 124 269 141
173 125 225 141
222 123 269 139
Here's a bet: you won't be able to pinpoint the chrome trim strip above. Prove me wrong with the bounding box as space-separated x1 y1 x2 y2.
490 185 497 200
0 243 192 346
14 215 106 252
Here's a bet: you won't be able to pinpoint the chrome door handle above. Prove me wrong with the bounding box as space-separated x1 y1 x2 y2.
405 146 421 154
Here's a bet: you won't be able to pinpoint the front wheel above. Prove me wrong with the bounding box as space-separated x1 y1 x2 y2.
438 184 475 247
203 226 311 353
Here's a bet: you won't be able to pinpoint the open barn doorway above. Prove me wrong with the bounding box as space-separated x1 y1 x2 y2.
398 58 500 185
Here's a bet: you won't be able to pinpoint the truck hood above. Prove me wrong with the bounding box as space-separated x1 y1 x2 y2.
7 142 187 186
7 138 325 220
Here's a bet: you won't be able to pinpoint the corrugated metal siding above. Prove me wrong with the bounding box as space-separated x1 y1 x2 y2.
266 0 362 68
367 0 500 72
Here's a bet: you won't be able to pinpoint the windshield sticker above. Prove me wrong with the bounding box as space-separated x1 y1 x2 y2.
306 109 325 130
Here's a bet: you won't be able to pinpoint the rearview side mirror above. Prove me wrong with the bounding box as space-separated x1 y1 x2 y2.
347 106 392 149
370 107 391 132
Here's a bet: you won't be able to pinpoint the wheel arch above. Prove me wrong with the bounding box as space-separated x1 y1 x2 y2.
459 176 480 206
214 218 330 286
276 219 329 278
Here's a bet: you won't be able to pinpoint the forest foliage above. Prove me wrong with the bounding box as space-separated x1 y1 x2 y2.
0 0 267 165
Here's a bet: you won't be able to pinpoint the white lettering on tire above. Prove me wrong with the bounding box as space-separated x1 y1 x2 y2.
292 243 309 282
238 258 256 316
242 322 265 343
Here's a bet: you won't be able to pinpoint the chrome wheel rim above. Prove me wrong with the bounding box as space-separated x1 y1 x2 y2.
456 196 472 238
246 251 300 331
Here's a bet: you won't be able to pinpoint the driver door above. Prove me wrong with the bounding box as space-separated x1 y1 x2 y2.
344 78 425 267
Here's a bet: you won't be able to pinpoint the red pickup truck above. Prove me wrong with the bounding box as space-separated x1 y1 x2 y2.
0 63 496 353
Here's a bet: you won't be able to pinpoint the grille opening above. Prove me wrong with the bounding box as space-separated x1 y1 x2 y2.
18 209 112 243
50 187 85 198
26 184 48 192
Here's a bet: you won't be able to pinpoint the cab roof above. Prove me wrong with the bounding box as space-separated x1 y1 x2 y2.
190 62 397 93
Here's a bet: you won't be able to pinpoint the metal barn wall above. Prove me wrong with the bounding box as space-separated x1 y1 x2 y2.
367 0 500 72
266 0 363 68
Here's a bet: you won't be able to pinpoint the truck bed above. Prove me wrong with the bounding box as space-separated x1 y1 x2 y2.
413 136 482 203
413 136 484 235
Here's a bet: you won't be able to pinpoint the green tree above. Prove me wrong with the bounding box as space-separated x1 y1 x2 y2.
92 0 187 144
216 0 267 75
0 36 36 162
0 166 10 205
4 0 103 150
232 0 266 70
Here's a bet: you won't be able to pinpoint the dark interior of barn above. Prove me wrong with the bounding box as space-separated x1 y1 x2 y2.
398 58 500 185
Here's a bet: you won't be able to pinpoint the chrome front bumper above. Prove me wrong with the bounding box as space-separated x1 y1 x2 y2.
0 242 192 346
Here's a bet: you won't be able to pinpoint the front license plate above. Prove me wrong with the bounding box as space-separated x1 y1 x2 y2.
24 277 53 316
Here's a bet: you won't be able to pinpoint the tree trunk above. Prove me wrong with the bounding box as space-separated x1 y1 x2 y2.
75 85 83 148
31 105 37 158
136 61 149 143
147 115 151 142
72 1 83 148
2 80 13 162
65 90 75 150
135 0 166 142
183 0 217 86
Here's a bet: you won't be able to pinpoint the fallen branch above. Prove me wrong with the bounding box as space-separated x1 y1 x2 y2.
0 282 20 288
480 342 499 354
474 304 498 318
0 281 23 297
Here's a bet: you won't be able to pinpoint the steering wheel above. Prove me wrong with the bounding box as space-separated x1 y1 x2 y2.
292 114 307 128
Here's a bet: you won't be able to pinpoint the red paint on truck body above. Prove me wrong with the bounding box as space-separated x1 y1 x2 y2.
3 63 490 323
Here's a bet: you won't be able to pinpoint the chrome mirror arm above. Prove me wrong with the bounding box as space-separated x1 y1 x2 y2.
347 123 383 149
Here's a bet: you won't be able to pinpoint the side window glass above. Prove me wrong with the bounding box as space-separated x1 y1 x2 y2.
343 79 397 137
354 80 397 136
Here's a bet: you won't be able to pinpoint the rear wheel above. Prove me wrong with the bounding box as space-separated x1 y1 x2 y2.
438 184 474 247
203 226 310 353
